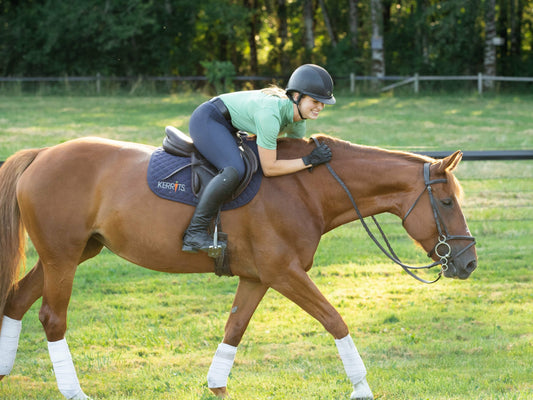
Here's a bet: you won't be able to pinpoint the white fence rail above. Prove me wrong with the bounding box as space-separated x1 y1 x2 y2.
378 73 533 94
1 74 532 94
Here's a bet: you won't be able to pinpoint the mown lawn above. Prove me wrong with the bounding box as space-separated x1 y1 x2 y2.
0 94 532 399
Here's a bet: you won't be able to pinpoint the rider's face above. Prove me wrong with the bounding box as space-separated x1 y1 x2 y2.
298 95 325 120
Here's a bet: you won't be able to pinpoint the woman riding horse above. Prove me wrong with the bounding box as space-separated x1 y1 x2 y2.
182 64 335 253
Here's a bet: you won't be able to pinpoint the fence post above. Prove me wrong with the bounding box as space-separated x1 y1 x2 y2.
478 73 483 95
64 74 70 92
96 73 101 94
414 73 419 94
350 73 355 93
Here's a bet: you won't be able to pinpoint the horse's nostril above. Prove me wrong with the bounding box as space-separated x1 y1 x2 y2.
466 260 477 273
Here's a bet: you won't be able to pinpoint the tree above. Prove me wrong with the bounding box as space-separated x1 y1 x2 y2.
244 0 259 76
484 0 497 89
348 0 359 52
277 0 290 72
371 0 385 86
318 0 337 47
303 0 315 55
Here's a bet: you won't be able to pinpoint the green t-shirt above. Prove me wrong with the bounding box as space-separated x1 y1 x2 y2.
219 90 306 150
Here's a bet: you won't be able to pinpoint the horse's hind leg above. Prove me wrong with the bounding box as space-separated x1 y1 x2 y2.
1 238 102 386
37 239 103 400
0 260 44 380
39 257 89 400
4 260 44 319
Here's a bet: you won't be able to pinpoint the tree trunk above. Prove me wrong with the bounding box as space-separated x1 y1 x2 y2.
303 0 315 53
483 0 496 89
348 0 358 51
278 0 289 72
510 0 518 57
416 0 429 65
318 0 336 47
245 0 259 76
370 0 385 89
511 0 524 58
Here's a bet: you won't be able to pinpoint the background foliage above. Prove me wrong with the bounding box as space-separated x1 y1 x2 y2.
1 0 532 79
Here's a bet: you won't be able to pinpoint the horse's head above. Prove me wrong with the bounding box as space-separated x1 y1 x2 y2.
401 151 477 279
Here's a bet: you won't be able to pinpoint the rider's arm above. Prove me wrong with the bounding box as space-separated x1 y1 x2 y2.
257 146 310 177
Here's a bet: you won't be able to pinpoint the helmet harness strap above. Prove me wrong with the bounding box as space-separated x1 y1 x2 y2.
288 92 306 120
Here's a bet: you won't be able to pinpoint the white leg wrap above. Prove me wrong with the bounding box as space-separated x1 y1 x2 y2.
350 377 374 400
0 316 22 376
207 343 237 389
335 334 367 385
48 339 88 399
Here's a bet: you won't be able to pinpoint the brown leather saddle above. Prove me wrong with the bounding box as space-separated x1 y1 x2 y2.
162 126 258 200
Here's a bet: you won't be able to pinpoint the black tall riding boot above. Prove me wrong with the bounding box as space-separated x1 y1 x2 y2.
182 166 240 253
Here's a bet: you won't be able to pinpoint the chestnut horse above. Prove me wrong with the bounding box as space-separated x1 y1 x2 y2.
0 135 476 399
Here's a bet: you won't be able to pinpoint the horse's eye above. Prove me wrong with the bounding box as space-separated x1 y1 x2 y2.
441 198 453 207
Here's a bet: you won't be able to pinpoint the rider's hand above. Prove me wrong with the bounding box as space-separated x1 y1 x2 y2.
302 143 332 168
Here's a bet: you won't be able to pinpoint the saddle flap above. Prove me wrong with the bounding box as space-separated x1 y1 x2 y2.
232 141 259 199
191 153 218 197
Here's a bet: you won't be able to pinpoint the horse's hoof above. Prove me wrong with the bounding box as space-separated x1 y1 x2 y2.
350 377 374 400
70 390 91 400
209 386 228 398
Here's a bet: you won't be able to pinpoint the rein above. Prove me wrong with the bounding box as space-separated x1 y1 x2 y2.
313 137 476 284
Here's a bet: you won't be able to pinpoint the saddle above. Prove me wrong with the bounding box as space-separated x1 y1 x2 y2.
162 126 258 199
161 126 259 277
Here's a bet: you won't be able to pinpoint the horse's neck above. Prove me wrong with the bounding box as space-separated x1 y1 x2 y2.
274 137 425 231
321 145 423 231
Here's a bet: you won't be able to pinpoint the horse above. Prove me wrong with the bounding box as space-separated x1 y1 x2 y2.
0 135 477 399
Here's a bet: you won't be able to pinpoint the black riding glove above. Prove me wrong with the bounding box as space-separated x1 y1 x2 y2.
302 143 332 169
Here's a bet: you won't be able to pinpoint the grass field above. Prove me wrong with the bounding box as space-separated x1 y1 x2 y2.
0 94 532 399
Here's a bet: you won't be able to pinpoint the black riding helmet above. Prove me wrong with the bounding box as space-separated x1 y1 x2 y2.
286 64 336 105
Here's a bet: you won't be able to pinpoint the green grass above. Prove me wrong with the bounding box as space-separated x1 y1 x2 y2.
0 94 532 399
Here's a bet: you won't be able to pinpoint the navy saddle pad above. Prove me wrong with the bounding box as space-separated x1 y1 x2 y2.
147 141 262 210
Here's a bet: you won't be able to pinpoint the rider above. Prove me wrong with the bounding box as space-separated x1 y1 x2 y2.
182 64 336 253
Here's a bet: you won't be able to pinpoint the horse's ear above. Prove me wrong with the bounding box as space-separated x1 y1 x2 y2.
435 150 463 173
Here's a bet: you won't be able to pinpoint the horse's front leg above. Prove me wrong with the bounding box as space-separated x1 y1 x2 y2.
208 277 268 398
1 260 44 380
270 265 374 400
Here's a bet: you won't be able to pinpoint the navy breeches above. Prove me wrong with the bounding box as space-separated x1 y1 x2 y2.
189 101 246 180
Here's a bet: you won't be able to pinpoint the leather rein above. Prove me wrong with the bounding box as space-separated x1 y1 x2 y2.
313 137 476 284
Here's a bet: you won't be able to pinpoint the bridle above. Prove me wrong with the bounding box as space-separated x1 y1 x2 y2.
314 138 476 284
402 163 476 279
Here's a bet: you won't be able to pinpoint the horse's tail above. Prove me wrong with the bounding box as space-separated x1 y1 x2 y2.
0 148 43 323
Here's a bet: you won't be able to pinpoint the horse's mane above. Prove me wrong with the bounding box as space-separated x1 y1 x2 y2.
276 134 463 201
278 134 433 164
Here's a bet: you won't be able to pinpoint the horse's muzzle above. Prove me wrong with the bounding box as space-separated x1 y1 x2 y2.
444 257 477 279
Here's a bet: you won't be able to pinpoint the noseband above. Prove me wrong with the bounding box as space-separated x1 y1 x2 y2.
314 138 476 283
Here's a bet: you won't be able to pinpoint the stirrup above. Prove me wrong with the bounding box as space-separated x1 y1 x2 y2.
207 242 226 258
207 223 226 258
